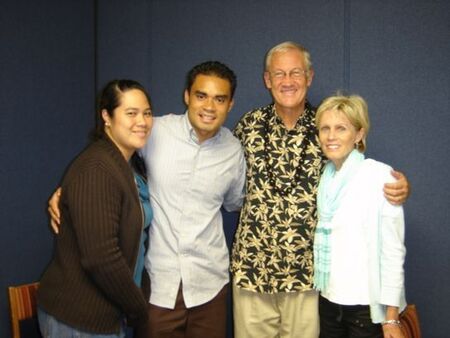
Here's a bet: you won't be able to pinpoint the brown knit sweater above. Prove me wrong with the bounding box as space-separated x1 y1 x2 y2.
38 137 148 334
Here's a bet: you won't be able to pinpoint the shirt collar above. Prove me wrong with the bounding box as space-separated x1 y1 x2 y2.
183 111 222 145
271 100 314 131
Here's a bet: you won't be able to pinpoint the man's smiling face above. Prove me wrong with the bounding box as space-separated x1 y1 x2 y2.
184 74 234 143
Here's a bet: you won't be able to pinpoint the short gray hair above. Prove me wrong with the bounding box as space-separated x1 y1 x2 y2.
264 41 313 73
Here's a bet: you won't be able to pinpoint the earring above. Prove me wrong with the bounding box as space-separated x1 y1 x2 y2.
105 122 110 127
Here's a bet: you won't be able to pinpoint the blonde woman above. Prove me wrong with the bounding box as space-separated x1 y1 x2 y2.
314 94 406 338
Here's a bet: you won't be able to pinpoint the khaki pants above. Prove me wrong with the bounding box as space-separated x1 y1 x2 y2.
233 283 319 338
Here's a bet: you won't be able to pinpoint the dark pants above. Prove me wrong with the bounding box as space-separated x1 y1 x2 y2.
138 282 228 338
319 296 383 338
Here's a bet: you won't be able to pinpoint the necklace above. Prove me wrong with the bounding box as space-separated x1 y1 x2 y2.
262 105 313 196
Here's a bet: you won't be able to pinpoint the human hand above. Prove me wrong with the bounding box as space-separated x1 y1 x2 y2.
382 323 405 338
383 170 410 205
48 187 62 234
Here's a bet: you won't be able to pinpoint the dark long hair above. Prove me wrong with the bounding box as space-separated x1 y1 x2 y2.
91 79 151 140
91 79 151 178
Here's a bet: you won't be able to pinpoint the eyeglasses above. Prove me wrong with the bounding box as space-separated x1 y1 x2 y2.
270 69 308 80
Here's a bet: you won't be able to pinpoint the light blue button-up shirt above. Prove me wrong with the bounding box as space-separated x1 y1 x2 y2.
141 112 245 309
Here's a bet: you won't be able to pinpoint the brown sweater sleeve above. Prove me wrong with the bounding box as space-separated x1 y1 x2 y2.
66 163 148 323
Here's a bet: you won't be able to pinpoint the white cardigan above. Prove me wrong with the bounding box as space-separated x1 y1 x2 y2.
319 158 407 323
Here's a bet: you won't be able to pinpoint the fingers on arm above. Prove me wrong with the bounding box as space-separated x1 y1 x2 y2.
383 170 410 205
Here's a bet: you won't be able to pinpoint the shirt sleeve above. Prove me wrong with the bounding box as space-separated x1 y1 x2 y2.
379 193 406 307
222 146 246 212
233 114 246 145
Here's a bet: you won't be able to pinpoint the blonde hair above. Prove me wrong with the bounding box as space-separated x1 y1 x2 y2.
265 41 313 75
316 94 370 152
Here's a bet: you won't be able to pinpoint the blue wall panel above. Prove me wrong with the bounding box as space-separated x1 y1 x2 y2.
96 0 152 91
0 2 95 337
349 2 450 337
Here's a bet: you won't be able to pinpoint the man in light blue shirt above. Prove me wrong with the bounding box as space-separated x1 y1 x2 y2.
48 62 244 337
140 61 245 338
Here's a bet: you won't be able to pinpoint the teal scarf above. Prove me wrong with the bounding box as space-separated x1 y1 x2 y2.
133 173 153 287
314 149 365 292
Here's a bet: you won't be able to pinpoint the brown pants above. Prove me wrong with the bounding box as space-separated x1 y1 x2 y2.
138 282 228 338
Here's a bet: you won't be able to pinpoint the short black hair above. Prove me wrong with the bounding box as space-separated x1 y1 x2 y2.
185 61 237 99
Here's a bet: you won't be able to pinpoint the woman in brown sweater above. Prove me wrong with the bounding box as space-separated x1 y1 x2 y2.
37 79 153 337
